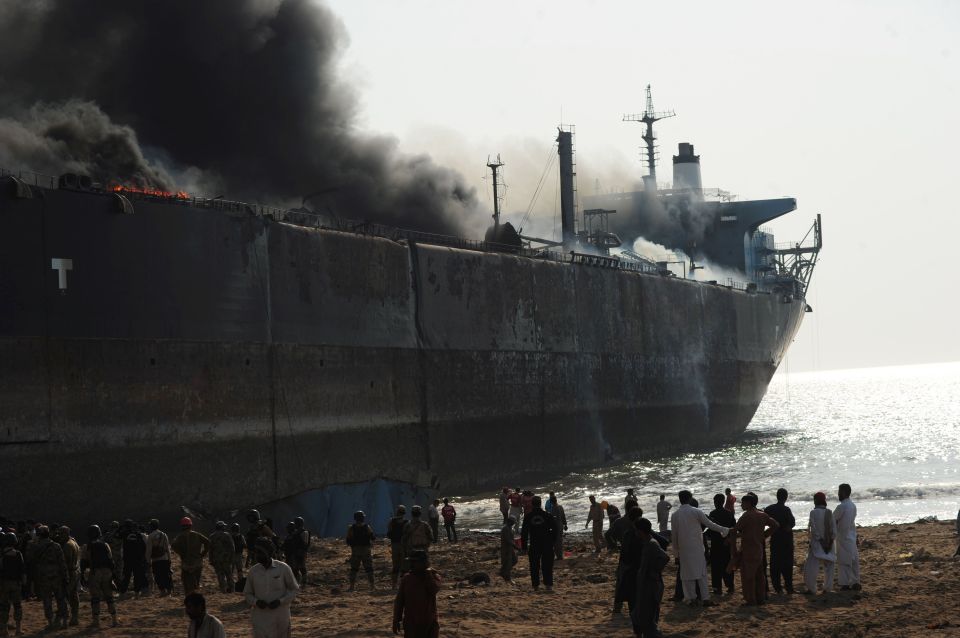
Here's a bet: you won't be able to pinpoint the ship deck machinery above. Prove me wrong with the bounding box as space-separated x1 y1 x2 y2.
0 142 818 533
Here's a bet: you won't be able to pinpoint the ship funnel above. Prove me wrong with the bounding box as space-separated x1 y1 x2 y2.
672 142 702 198
557 127 577 248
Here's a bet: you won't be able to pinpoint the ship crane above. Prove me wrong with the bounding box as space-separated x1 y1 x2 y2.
622 85 676 183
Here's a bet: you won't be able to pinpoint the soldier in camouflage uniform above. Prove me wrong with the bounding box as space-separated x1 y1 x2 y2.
105 521 124 585
54 526 80 626
207 522 235 594
229 523 246 583
0 532 25 637
81 525 118 628
27 525 67 630
171 517 209 594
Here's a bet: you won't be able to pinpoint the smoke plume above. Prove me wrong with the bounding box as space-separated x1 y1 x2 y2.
0 0 479 234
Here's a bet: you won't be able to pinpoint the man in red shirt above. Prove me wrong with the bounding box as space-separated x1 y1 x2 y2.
724 488 737 514
392 550 441 637
440 499 457 543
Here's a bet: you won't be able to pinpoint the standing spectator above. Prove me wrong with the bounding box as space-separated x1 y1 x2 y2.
613 507 645 614
345 511 376 592
229 523 247 586
387 506 409 589
401 506 434 563
145 519 173 596
521 496 557 591
209 522 236 594
54 526 80 626
834 483 861 591
764 488 796 594
392 550 441 637
724 488 737 514
184 592 225 638
630 518 670 638
105 521 124 587
586 495 604 553
0 531 25 636
498 488 511 524
507 489 523 534
604 504 623 550
520 491 535 517
803 492 836 594
171 517 209 594
293 517 311 585
549 494 567 561
733 493 779 606
427 500 441 545
244 539 299 638
671 490 730 606
656 495 672 534
281 522 307 588
624 489 639 512
119 520 148 598
499 518 517 583
707 494 735 595
81 525 118 628
440 499 457 543
27 525 67 630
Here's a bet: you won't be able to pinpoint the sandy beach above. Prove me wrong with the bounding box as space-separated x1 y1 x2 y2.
8 518 959 637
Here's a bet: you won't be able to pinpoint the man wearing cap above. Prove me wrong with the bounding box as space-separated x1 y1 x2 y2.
834 483 861 591
803 491 837 594
208 522 236 594
171 517 210 594
145 519 173 596
54 526 80 626
387 506 409 589
345 511 376 592
392 550 441 637
244 539 299 638
401 506 434 564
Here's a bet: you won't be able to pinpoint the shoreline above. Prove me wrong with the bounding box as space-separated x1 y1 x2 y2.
9 518 959 637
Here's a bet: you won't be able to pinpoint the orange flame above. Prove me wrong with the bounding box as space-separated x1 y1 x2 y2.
110 184 190 200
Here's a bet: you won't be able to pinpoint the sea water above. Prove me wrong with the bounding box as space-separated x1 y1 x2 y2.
455 361 960 530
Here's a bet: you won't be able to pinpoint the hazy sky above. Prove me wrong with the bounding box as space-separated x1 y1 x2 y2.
326 0 960 372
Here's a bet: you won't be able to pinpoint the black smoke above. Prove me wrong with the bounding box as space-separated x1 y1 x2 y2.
0 0 479 234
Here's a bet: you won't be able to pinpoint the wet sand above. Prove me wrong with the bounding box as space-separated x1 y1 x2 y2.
9 518 959 637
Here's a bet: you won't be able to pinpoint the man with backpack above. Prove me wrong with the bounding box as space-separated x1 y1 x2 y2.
208 522 236 594
0 531 26 637
81 525 118 628
440 499 457 543
402 506 434 564
386 506 409 589
145 519 173 596
345 511 376 592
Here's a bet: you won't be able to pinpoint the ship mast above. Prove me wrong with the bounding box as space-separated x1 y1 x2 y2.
622 85 676 184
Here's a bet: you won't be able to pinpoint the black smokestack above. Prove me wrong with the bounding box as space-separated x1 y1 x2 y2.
0 0 479 234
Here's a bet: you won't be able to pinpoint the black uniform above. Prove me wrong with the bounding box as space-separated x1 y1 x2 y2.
631 538 669 638
707 507 736 594
119 530 147 594
520 507 557 589
763 502 796 593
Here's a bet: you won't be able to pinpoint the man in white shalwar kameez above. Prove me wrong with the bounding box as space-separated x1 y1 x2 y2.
803 491 837 593
244 539 299 638
670 490 730 605
834 483 861 590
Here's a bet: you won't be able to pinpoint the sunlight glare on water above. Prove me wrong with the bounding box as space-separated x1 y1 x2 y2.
455 362 960 530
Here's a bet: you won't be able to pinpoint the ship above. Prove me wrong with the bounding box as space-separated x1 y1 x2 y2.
0 91 820 534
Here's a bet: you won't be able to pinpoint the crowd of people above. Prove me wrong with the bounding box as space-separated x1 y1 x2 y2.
0 484 887 638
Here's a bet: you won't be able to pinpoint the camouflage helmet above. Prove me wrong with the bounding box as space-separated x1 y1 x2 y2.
229 522 240 533
285 521 296 533
0 532 17 547
353 511 365 522
293 516 305 528
246 509 261 523
87 525 102 541
215 521 226 530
